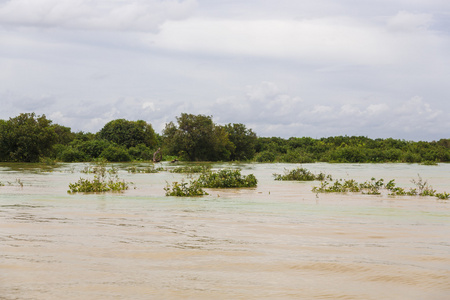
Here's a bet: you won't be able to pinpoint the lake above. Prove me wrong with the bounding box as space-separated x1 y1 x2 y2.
1 162 449 299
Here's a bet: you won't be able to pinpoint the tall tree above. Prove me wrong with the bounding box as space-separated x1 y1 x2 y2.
224 123 257 161
0 113 58 162
163 113 233 161
97 119 157 148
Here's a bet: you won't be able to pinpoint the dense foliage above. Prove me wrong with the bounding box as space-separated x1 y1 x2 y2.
1 112 449 163
162 113 233 161
98 119 157 149
0 113 58 162
197 169 258 188
255 136 450 163
273 168 330 181
164 180 209 197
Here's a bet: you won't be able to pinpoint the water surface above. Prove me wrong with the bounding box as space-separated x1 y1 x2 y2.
1 163 449 299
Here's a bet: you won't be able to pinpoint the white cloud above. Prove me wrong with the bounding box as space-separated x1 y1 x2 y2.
1 2 449 141
0 0 197 31
208 84 448 140
145 12 449 68
366 103 389 115
387 11 433 32
149 18 393 65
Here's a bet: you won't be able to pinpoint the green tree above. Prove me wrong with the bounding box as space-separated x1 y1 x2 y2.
224 123 257 161
97 119 157 149
163 113 233 161
0 113 58 162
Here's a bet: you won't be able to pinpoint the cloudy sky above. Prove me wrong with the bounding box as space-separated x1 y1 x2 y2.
1 0 449 141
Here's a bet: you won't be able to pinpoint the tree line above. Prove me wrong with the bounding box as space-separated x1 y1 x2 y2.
0 112 449 163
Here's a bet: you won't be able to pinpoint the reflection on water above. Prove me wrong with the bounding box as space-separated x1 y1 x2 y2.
1 163 449 299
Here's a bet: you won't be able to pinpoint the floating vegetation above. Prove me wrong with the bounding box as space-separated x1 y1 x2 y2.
197 169 257 188
170 165 211 174
273 167 331 181
164 180 208 197
312 174 448 200
127 165 163 173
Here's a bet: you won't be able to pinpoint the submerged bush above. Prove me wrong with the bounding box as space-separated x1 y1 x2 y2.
127 165 163 173
68 175 128 193
68 162 128 193
197 169 257 188
170 165 211 173
273 168 330 181
312 174 447 200
436 192 450 200
164 180 208 197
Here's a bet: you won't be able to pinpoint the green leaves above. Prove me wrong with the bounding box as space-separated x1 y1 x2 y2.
273 168 330 181
164 168 258 197
162 114 233 161
164 180 208 197
197 169 257 188
0 113 58 162
98 119 157 149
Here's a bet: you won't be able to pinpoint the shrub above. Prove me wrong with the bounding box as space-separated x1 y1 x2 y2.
281 150 315 163
128 144 153 161
100 145 132 162
68 174 128 193
197 169 257 188
170 165 211 173
254 150 276 162
59 147 88 162
312 175 447 200
273 168 329 181
127 165 163 173
436 192 450 200
164 180 208 197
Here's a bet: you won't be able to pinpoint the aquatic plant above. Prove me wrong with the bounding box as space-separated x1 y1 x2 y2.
127 165 163 173
436 192 450 200
80 161 118 176
273 168 330 181
411 175 436 196
69 162 128 193
312 174 448 200
164 180 208 197
359 178 385 195
312 179 361 193
197 169 257 188
169 165 211 174
68 174 128 193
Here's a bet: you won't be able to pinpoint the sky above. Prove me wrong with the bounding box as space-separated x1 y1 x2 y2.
1 0 449 141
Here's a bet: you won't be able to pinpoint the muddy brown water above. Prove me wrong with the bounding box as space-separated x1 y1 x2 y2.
1 163 449 299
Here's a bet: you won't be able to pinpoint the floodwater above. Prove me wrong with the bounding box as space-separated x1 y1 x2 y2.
1 162 449 299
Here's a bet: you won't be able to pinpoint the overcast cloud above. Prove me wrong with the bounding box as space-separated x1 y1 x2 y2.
1 0 449 140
